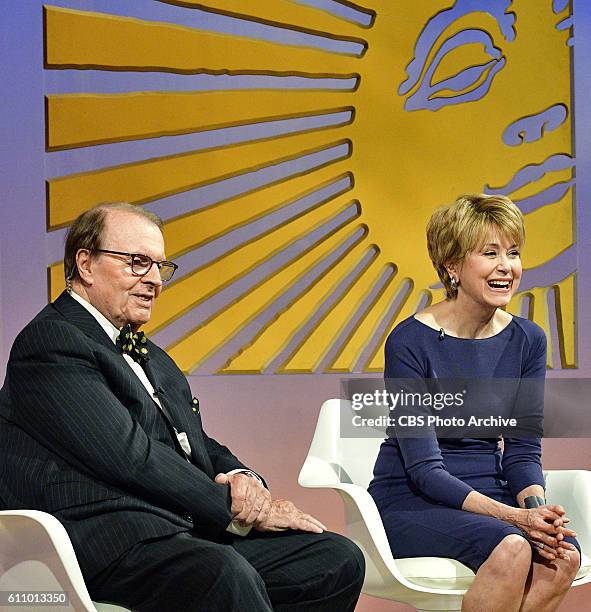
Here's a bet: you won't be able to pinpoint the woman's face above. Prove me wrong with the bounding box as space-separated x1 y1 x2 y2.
453 231 522 311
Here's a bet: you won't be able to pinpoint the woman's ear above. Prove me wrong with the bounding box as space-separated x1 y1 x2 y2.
445 262 458 281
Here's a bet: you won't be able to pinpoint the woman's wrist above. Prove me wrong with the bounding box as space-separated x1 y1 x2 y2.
500 505 525 526
462 491 524 524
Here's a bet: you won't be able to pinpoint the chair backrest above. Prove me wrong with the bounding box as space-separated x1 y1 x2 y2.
337 435 383 489
305 398 384 489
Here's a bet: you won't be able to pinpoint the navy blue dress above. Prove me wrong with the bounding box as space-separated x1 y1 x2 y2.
368 315 576 571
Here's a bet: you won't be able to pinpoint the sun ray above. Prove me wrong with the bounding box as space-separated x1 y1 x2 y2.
47 128 351 229
321 262 396 371
506 292 534 320
199 237 375 375
508 286 553 369
509 274 576 369
164 168 353 258
166 219 367 372
47 160 352 301
327 277 405 372
47 90 355 150
277 247 386 373
44 6 363 76
169 176 354 277
222 237 378 374
364 282 427 372
552 274 575 368
146 195 361 338
156 0 375 35
213 234 374 375
267 245 379 373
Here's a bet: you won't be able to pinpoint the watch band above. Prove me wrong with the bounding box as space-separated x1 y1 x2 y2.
524 495 546 508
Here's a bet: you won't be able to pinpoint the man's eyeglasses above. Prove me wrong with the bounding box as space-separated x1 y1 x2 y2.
94 249 178 282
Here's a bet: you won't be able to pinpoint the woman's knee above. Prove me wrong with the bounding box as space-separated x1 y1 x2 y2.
487 534 532 575
555 548 580 587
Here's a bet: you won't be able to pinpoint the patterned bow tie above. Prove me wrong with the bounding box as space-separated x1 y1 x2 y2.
117 324 150 364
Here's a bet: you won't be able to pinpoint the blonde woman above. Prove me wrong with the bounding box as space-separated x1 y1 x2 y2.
369 194 579 611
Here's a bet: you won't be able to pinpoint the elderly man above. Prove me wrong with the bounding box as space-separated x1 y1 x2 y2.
0 203 364 611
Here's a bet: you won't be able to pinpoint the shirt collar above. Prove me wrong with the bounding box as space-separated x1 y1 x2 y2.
69 290 121 345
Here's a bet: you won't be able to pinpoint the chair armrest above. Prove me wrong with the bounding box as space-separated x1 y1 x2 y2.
299 454 405 581
0 510 98 612
329 483 406 578
298 455 342 488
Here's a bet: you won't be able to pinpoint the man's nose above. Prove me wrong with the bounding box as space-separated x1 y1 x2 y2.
143 262 163 286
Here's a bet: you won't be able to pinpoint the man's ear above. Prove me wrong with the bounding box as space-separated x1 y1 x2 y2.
75 249 94 286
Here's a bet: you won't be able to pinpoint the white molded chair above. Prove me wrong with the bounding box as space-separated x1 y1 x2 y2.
0 510 130 612
298 399 591 612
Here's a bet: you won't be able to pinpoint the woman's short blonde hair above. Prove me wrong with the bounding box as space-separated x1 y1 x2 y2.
427 193 524 299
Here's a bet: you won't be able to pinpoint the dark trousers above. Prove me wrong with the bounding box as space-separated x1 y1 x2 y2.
88 530 365 611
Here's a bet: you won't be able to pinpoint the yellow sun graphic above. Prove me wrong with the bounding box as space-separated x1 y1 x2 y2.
44 0 575 374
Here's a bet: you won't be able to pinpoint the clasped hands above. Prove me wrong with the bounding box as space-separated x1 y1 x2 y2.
215 472 326 533
514 504 577 562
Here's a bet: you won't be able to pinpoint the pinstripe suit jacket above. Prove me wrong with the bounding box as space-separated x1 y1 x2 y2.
0 292 251 579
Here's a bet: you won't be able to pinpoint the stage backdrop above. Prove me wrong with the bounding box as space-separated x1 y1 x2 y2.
2 2 590 610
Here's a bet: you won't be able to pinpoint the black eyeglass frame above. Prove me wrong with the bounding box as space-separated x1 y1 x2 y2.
93 249 178 282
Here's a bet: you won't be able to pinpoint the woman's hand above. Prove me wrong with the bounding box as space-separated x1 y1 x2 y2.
510 505 577 561
462 491 577 561
548 504 578 558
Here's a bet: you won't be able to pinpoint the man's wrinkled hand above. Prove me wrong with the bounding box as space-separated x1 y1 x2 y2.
215 472 271 527
254 499 327 534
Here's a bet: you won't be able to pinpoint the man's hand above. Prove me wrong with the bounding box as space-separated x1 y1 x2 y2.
254 499 327 534
215 472 271 527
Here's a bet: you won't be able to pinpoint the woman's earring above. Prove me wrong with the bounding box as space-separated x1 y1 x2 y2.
450 277 457 291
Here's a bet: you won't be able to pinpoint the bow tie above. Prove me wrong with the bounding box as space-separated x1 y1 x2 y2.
117 324 150 364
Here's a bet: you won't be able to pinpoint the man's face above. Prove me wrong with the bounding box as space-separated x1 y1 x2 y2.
84 211 165 329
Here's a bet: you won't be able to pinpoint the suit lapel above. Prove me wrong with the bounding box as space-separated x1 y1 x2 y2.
53 291 120 356
54 292 214 476
144 348 214 476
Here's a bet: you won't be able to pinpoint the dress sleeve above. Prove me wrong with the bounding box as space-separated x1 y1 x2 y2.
385 331 473 509
502 327 547 498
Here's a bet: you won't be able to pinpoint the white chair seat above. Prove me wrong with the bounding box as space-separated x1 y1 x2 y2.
395 558 474 590
397 552 590 589
299 399 591 611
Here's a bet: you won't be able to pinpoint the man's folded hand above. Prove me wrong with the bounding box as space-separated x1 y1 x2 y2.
215 472 271 527
254 499 326 534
